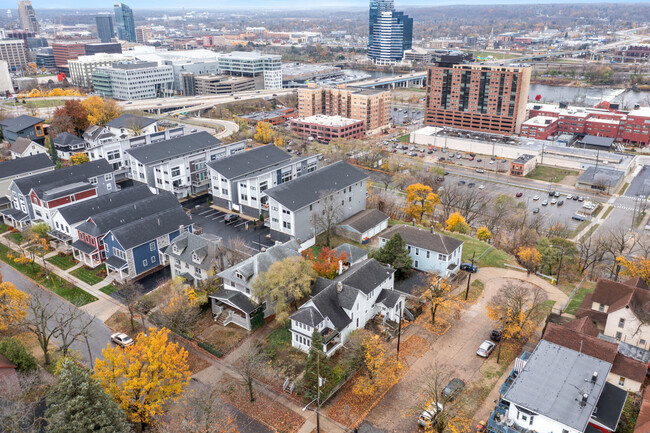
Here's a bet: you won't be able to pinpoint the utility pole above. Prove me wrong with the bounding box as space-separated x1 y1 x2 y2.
464 251 476 300
556 246 565 286
316 352 321 433
396 307 403 361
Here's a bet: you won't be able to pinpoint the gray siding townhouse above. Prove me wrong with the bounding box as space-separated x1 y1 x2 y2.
0 115 45 145
104 114 158 138
208 144 318 218
0 154 53 210
378 225 463 277
264 161 368 244
164 232 223 286
125 132 247 198
209 240 302 330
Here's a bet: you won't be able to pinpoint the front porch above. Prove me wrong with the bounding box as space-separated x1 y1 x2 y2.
71 240 102 268
322 327 342 356
209 288 261 331
105 255 129 282
0 208 31 232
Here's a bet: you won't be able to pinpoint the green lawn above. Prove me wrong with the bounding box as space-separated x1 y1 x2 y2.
7 232 25 245
398 133 410 143
0 243 96 305
602 206 614 220
564 282 596 315
99 284 118 295
582 224 600 239
4 99 66 108
70 267 104 286
0 224 9 234
525 166 579 183
46 254 78 270
570 220 591 238
619 182 629 195
469 50 523 60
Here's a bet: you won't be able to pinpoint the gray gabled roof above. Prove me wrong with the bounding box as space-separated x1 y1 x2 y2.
339 209 389 234
125 132 221 165
379 225 463 255
207 144 291 180
503 340 612 432
53 132 85 147
0 154 53 180
107 206 192 250
55 185 153 225
0 115 44 133
333 243 368 264
76 191 179 237
105 114 157 130
264 161 368 212
210 288 258 314
9 137 40 154
164 231 222 272
290 306 324 328
376 289 403 308
218 239 301 283
13 160 113 195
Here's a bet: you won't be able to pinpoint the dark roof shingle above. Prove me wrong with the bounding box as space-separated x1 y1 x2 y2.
0 154 53 179
105 114 156 130
125 132 221 165
0 115 44 132
12 160 113 195
207 144 291 179
379 225 463 255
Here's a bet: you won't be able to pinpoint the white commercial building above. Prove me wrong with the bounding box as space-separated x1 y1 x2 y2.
135 49 220 92
217 51 282 90
68 53 130 88
93 61 173 100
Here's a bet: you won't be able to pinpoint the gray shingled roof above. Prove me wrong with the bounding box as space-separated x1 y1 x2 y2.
164 231 222 272
333 243 368 264
376 289 402 308
55 185 153 225
0 115 44 133
503 340 612 432
264 161 367 212
210 288 258 314
591 382 627 431
105 114 156 130
339 209 388 234
125 132 221 165
290 306 323 328
380 225 463 255
9 137 39 155
108 206 192 250
53 132 85 147
0 154 53 180
13 160 113 195
76 191 179 237
218 240 301 283
207 144 291 180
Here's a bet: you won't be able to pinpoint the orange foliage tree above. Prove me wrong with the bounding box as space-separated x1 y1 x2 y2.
353 335 402 396
516 246 542 276
94 328 191 430
0 272 29 332
418 275 454 325
302 247 348 279
616 256 650 285
405 183 440 224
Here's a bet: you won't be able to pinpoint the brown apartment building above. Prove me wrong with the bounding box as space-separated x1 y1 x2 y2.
424 64 531 135
298 84 391 135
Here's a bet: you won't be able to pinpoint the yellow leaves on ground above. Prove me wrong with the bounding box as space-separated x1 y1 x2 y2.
352 335 402 396
94 327 191 425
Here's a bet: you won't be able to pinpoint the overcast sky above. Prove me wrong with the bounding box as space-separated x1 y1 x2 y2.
15 0 648 10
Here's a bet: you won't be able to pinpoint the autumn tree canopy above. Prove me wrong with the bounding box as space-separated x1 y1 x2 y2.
94 328 191 429
81 96 122 126
405 183 440 224
302 247 348 279
70 152 89 165
0 272 29 333
418 275 454 325
617 256 650 285
445 212 470 234
516 246 542 276
352 335 402 396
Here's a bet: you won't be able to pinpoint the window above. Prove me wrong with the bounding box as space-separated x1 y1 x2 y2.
107 184 112 191
171 167 181 177
619 377 626 386
104 173 113 181
415 248 419 256
438 253 447 261
599 304 605 312
149 242 156 251
520 415 527 422
142 259 148 266
414 260 419 268
641 339 646 345
619 318 626 328
151 256 156 263
426 251 430 259
616 331 622 340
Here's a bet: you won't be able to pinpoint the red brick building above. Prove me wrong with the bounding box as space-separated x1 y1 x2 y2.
52 40 98 69
520 116 559 140
290 115 365 141
424 64 531 135
235 107 296 126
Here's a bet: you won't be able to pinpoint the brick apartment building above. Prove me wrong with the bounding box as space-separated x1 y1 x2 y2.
297 84 391 135
424 64 531 135
527 103 650 146
235 108 296 126
290 115 365 141
52 40 99 70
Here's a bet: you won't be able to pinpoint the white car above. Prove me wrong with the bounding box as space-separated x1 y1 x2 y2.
478 185 485 190
418 402 443 428
566 194 573 200
489 160 495 164
551 199 558 205
111 333 134 348
533 195 540 201
477 340 496 358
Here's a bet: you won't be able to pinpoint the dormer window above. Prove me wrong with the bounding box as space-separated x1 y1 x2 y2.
235 271 245 281
192 252 203 264
173 244 179 254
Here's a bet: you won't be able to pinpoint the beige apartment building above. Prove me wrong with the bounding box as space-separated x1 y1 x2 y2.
298 84 391 135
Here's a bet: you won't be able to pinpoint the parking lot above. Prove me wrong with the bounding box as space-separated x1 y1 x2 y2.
391 107 424 126
185 204 275 256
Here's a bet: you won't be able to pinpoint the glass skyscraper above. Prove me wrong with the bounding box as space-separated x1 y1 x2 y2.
367 0 412 64
113 3 136 43
96 13 115 44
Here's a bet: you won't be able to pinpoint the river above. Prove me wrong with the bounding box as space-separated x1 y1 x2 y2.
528 83 650 109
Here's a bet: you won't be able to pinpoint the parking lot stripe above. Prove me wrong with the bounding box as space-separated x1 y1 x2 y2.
232 220 248 228
198 209 214 215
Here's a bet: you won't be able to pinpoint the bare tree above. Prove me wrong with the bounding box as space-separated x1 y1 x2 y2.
236 343 264 402
438 183 491 225
576 233 607 275
227 236 251 265
118 281 144 332
312 191 343 247
23 294 61 365
53 304 94 358
413 366 470 433
601 226 637 280
0 372 47 433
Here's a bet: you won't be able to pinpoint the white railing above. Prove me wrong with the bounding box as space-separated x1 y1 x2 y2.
212 303 224 317
224 311 249 329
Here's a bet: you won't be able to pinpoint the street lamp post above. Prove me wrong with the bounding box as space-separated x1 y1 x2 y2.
464 251 476 300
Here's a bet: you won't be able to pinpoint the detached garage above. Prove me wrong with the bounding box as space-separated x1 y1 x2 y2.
336 209 389 243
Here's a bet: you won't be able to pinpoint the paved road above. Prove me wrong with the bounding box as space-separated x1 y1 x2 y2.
0 261 112 367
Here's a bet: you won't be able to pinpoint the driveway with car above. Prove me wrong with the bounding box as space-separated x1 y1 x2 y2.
363 268 567 431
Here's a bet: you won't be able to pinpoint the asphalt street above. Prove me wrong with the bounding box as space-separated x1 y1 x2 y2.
626 165 650 198
0 261 112 368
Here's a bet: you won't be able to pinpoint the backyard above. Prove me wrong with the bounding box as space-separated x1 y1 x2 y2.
70 266 106 286
47 253 78 270
564 281 596 315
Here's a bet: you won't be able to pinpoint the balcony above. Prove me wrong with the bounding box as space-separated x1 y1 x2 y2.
487 406 532 433
172 184 189 194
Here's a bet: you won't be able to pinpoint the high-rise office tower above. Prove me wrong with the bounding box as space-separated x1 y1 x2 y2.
96 13 115 44
424 64 531 135
113 3 136 43
17 1 39 33
367 0 412 64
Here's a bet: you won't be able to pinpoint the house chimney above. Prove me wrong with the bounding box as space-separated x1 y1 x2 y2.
591 372 598 383
338 260 343 275
337 281 343 293
580 393 588 407
179 224 184 233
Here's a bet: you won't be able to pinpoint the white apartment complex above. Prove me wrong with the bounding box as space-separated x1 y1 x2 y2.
0 39 29 70
217 51 282 90
68 53 130 88
93 61 174 100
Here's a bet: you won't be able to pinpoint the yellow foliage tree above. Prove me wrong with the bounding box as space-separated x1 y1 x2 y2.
405 183 440 224
94 327 190 429
254 121 275 144
273 135 284 147
49 88 64 97
353 335 402 396
28 88 42 98
476 226 492 242
0 277 30 332
69 152 89 165
616 256 650 285
516 246 542 276
419 275 454 324
82 96 123 126
445 212 470 234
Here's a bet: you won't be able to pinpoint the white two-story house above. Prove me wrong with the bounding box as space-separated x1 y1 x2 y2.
290 258 406 357
378 225 463 277
208 144 319 218
264 161 368 245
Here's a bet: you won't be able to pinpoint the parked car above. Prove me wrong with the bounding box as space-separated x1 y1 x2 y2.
436 177 445 182
478 184 485 190
456 154 462 159
458 180 466 185
111 333 134 348
566 195 573 200
554 192 561 197
477 158 482 162
469 157 474 161
468 182 475 188
477 340 495 358
408 152 418 156
578 196 585 202
533 207 540 214
572 196 579 201
442 378 466 401
418 403 443 429
549 191 555 197
541 200 548 206
551 199 558 205
558 200 564 206
572 214 586 221
224 214 240 223
475 169 485 173
476 420 487 433
515 192 523 198
533 195 539 200
490 330 502 342
460 263 478 273
489 160 495 164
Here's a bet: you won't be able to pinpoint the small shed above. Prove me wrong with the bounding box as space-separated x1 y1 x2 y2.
336 209 389 243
